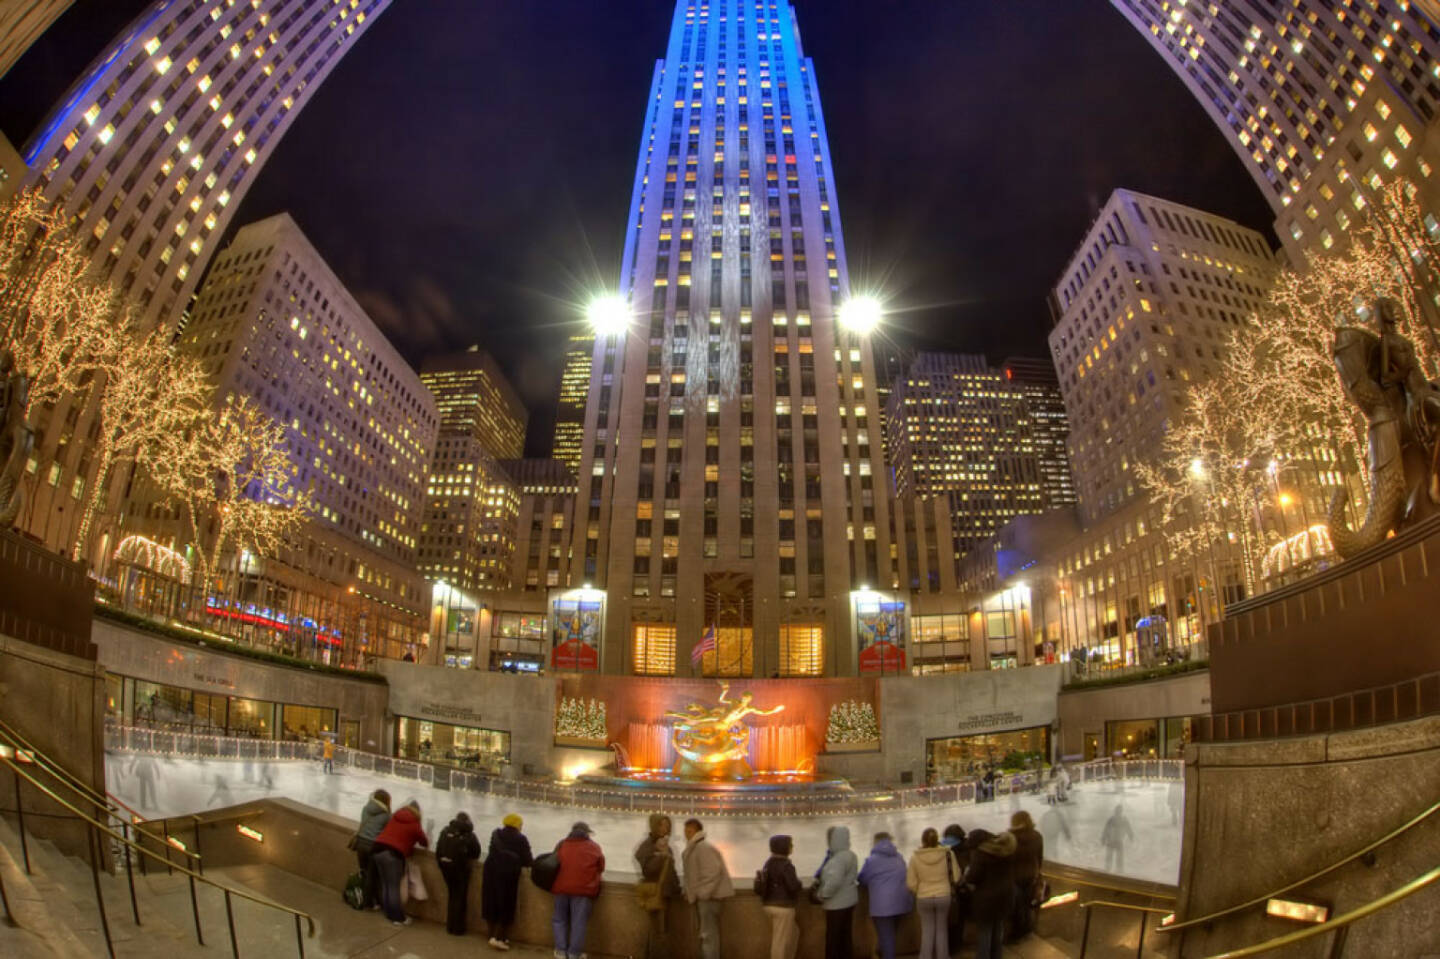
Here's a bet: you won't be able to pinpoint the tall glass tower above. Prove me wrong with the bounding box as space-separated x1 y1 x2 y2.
567 0 895 678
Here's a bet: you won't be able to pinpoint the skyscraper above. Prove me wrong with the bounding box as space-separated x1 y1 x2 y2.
1001 356 1077 510
22 0 392 331
417 347 528 593
1111 0 1440 260
568 0 893 677
0 1 75 80
552 332 594 472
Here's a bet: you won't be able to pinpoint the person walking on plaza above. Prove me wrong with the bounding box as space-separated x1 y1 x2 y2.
482 813 534 951
634 814 681 959
551 821 605 959
908 827 961 959
756 834 802 959
1008 811 1045 940
858 831 912 959
814 825 859 959
681 818 733 959
352 789 391 910
964 828 1017 959
372 799 428 926
436 811 481 935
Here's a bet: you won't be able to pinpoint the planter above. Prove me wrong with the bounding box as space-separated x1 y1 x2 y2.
825 739 881 754
553 735 609 750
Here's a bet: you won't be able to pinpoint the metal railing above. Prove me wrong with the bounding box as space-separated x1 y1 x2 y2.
106 720 1183 818
1 730 314 957
1205 864 1440 959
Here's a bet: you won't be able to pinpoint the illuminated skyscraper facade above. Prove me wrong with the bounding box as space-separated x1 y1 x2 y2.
570 0 892 677
0 0 75 80
418 348 528 593
1111 0 1440 260
1001 356 1078 510
552 333 593 472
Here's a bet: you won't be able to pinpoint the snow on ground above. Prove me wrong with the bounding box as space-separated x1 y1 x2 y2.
106 751 1182 886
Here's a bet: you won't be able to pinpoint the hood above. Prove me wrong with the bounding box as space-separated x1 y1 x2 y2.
913 845 952 865
979 830 1017 858
448 816 473 835
391 807 419 826
870 838 901 859
769 835 792 856
647 813 670 839
827 826 851 854
686 828 708 848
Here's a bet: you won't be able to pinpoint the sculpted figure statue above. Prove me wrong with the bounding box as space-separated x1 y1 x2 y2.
1328 299 1440 557
663 681 783 780
0 351 34 529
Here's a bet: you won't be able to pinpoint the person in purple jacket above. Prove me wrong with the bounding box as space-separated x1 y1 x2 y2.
858 831 913 959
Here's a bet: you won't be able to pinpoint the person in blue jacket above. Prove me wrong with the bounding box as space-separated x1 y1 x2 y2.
858 831 912 959
814 825 859 959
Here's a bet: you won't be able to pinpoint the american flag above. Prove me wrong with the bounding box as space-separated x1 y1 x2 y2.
691 624 717 665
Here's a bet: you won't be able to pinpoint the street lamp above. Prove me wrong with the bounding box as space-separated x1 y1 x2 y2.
586 293 631 338
837 295 884 335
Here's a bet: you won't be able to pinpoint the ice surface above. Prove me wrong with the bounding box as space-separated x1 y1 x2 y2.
107 751 1182 886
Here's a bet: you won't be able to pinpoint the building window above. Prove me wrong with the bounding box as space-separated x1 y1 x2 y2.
632 622 676 676
779 623 822 676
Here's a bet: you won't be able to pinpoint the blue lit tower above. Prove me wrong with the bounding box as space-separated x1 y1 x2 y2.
567 0 896 678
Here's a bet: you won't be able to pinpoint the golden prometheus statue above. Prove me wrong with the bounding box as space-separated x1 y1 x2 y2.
663 681 784 780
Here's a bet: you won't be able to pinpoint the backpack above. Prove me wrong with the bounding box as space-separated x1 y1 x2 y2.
435 826 468 864
531 851 560 891
342 871 364 910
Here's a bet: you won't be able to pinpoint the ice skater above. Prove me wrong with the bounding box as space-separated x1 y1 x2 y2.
132 754 158 810
206 772 232 808
1100 805 1134 875
322 737 335 775
1167 779 1184 825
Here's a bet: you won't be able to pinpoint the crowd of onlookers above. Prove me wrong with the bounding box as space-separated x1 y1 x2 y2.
349 788 1048 958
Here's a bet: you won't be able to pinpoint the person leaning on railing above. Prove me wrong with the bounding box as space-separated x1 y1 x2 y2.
350 788 391 911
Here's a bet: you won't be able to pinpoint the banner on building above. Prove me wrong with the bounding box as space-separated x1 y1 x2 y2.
857 600 906 673
551 598 601 670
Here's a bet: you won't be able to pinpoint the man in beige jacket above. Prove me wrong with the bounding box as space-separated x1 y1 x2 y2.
682 818 733 959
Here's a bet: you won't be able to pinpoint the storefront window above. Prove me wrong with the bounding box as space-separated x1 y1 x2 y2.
1106 719 1161 758
494 613 545 639
281 704 338 741
914 614 967 643
927 726 1050 784
779 623 823 676
228 697 277 739
396 716 510 771
632 622 677 675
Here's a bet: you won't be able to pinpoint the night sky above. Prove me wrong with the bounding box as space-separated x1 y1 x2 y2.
0 0 1275 456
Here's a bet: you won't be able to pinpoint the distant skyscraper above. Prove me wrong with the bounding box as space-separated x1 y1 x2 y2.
1001 356 1077 510
417 347 528 593
162 212 437 653
885 352 1054 561
22 0 392 331
0 1 74 80
570 0 892 677
552 332 593 472
1111 0 1440 260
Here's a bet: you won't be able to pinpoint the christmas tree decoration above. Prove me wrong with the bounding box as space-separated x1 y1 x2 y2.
555 696 608 742
826 700 880 744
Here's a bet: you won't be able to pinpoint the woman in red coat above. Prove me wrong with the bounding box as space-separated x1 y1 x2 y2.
551 822 605 959
372 800 428 924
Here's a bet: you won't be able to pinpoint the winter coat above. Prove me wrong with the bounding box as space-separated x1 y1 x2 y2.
682 830 734 902
373 806 427 858
964 830 1017 922
634 816 682 898
857 838 912 918
1010 825 1044 884
815 826 859 911
435 817 481 868
481 826 534 923
552 832 605 898
1101 812 1135 849
758 854 803 906
355 797 390 845
907 845 959 900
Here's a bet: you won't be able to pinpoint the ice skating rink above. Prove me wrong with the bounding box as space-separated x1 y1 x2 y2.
107 751 1182 886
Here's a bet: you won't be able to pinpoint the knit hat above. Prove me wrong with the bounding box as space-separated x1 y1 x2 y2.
503 813 523 829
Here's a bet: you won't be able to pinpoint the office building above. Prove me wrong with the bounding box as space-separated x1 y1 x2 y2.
552 333 593 472
568 0 894 676
1112 0 1440 260
1002 356 1078 509
0 0 74 80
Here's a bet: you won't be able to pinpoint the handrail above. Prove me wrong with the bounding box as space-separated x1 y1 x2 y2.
1080 900 1174 915
0 753 316 938
1042 867 1178 901
0 718 201 863
1203 864 1440 959
1159 795 1440 933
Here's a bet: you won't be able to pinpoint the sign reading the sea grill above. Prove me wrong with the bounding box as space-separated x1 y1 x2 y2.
417 703 487 726
957 710 1026 732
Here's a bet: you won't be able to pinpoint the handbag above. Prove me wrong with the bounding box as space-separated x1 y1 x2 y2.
636 856 669 912
531 851 561 891
405 858 428 902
